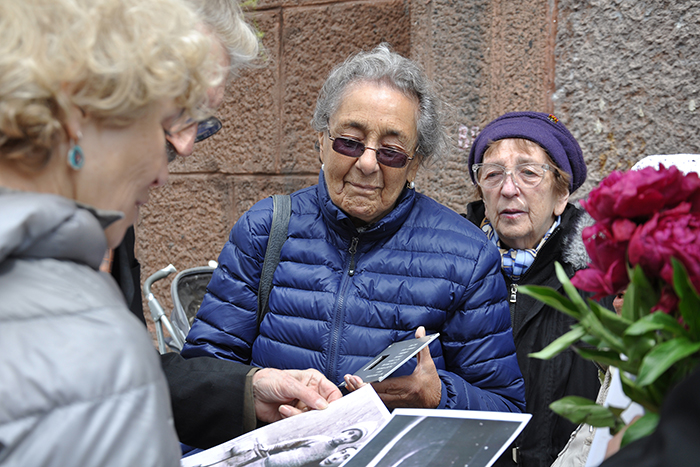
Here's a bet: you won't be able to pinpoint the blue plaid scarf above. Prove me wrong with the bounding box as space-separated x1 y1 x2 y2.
481 216 561 280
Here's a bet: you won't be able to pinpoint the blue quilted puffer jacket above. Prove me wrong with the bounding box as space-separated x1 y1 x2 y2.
182 172 525 412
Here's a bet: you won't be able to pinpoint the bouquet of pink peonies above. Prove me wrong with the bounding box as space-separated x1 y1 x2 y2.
520 164 700 446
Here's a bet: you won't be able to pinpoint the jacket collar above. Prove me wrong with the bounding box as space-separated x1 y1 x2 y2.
0 188 122 269
316 170 416 241
464 199 590 272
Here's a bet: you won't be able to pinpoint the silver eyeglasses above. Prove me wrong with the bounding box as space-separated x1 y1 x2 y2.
472 163 555 189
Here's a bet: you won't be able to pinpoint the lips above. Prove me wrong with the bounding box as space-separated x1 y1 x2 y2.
499 208 526 220
347 181 380 193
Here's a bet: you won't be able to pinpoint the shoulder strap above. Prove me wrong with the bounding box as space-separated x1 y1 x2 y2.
257 194 291 327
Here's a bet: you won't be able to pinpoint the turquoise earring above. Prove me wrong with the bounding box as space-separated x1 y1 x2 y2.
67 132 84 170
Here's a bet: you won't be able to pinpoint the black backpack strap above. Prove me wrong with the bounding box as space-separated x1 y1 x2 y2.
257 194 291 327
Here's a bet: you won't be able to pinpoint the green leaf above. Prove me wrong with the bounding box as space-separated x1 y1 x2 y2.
555 262 590 317
620 412 660 448
574 347 630 372
529 326 586 360
518 285 581 320
624 265 659 321
636 338 700 387
589 299 631 337
579 311 627 355
672 258 700 340
608 405 627 420
625 311 690 339
621 334 657 370
619 372 660 412
549 396 621 428
580 334 603 348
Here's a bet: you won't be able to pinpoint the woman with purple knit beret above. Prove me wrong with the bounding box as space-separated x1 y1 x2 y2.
464 112 611 467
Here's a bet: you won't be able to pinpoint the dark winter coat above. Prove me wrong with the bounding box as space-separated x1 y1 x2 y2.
182 172 526 412
113 227 254 449
465 201 606 467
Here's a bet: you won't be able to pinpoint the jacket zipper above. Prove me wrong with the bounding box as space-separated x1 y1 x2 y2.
348 237 359 276
509 283 518 303
509 283 517 325
506 222 563 334
326 235 359 382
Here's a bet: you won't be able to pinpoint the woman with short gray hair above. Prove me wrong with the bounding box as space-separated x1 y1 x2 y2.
312 43 448 165
184 44 525 414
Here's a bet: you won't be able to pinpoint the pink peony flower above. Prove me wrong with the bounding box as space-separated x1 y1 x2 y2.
582 165 700 223
627 204 700 297
652 287 680 315
571 223 631 298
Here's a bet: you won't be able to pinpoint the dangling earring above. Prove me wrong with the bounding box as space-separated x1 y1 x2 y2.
407 180 415 189
321 163 325 171
67 131 85 170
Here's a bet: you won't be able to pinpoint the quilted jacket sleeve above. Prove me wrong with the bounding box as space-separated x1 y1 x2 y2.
181 199 271 363
437 239 526 412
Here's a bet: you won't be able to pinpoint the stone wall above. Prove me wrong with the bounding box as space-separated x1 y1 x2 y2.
555 0 700 199
136 0 700 326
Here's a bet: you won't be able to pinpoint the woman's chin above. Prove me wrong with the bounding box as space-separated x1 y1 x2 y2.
103 217 132 249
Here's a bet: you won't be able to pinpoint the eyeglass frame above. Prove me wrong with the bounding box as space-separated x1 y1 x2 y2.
325 129 415 169
164 114 223 143
471 162 557 190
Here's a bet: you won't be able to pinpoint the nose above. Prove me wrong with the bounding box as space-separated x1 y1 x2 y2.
152 148 170 188
500 171 520 196
165 123 198 158
152 162 169 188
355 145 380 174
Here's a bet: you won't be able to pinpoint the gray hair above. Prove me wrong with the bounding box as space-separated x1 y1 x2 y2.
312 44 447 164
185 0 260 78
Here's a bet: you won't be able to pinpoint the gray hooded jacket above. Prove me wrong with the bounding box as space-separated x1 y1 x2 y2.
0 189 180 466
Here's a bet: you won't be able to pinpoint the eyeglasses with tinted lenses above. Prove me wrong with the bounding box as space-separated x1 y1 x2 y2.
327 132 414 168
195 116 223 142
165 115 222 142
472 163 554 189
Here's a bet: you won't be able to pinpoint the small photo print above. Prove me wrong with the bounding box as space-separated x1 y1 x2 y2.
181 385 391 467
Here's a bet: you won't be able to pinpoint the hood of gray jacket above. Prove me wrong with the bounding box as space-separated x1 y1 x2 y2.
0 188 121 269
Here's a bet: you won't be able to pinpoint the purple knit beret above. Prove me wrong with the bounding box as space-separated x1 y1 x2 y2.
468 111 587 193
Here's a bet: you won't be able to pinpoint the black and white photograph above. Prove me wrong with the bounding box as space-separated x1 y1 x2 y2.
181 385 391 467
342 408 531 467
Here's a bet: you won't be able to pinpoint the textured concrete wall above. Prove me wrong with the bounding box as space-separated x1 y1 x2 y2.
554 0 700 200
411 0 556 212
135 0 700 329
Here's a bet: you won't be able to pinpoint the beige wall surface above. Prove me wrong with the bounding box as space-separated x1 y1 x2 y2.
137 0 700 326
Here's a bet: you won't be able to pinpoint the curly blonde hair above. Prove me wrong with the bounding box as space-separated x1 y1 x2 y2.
0 0 220 168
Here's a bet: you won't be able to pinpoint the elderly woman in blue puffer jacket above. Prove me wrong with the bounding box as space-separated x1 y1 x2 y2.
182 44 525 413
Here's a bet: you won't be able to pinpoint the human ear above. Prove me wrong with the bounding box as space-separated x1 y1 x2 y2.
553 190 570 216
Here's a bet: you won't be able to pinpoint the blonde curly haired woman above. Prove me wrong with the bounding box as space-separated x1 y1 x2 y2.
0 0 221 464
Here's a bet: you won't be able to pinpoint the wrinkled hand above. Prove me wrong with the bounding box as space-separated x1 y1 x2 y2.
252 368 342 423
347 326 441 409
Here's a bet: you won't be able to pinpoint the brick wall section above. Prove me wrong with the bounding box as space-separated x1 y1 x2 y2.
135 0 700 331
